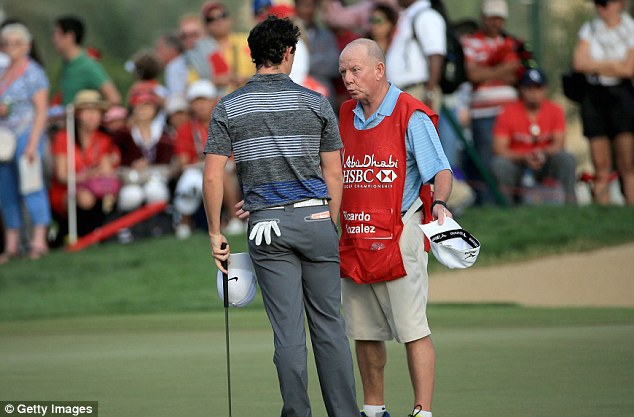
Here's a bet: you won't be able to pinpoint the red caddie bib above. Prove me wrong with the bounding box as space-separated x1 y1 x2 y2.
338 93 439 284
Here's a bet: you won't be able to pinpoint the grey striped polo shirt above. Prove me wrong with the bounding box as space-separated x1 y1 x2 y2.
205 73 342 212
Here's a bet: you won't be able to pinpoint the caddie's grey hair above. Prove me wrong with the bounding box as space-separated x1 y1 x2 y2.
1 23 32 45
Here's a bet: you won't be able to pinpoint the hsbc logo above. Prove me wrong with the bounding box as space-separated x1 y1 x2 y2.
376 170 397 183
343 168 400 187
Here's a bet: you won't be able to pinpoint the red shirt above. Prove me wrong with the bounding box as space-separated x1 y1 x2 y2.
173 118 208 165
462 31 519 78
493 99 566 154
49 129 120 215
461 31 520 113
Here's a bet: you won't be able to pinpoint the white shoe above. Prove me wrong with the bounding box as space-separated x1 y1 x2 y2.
175 223 192 240
223 218 246 235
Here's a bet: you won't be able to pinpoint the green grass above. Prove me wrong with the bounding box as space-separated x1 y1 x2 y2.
2 205 634 416
449 204 634 264
1 205 633 321
1 307 633 417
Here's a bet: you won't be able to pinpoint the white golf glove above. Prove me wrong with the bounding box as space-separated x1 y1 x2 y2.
249 220 281 245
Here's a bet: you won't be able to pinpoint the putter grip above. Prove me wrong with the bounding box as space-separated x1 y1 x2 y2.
221 242 229 308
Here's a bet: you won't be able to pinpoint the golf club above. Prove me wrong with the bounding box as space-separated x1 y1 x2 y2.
220 242 232 417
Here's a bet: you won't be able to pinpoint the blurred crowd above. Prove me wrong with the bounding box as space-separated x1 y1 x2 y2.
0 0 633 262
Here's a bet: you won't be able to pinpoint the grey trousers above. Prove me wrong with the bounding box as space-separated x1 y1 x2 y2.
491 152 577 205
248 204 359 417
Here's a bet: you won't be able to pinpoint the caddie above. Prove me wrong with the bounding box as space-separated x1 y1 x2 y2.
337 38 454 417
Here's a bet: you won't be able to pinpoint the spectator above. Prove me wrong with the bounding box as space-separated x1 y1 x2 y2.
52 15 121 106
252 2 317 91
50 90 121 240
178 13 211 82
126 49 168 106
437 18 478 168
173 80 217 170
385 0 446 110
102 105 128 135
114 88 174 171
294 0 341 102
0 23 51 262
173 79 244 238
461 0 521 205
492 68 577 205
202 1 253 94
1 18 45 68
154 32 189 97
323 0 399 34
367 3 399 53
253 0 330 100
572 0 634 205
164 94 190 135
113 88 174 214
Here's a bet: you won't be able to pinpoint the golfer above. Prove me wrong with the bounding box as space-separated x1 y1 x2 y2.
337 39 453 417
202 16 359 417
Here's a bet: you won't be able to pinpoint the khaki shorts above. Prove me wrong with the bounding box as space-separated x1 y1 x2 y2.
342 212 430 343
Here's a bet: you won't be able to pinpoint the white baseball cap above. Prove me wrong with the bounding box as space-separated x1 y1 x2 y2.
143 176 170 204
481 0 508 19
186 79 217 101
165 94 189 115
420 217 481 269
216 252 258 307
174 168 203 215
118 184 144 212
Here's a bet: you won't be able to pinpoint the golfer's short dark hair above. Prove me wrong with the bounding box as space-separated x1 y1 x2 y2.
56 15 85 45
248 16 300 69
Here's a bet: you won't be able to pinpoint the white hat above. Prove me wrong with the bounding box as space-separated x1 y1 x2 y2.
174 168 203 215
216 252 258 307
143 176 170 204
118 184 145 212
165 94 189 115
420 217 481 269
186 79 217 101
481 0 508 18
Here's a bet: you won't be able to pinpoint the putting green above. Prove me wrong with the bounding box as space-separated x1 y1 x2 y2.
1 307 633 417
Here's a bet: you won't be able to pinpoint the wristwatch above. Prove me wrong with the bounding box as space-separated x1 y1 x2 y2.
431 200 447 210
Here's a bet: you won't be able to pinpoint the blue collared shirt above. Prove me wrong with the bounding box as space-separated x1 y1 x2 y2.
352 83 451 211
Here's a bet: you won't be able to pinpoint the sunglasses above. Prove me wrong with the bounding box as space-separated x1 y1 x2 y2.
206 11 229 23
369 16 387 25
